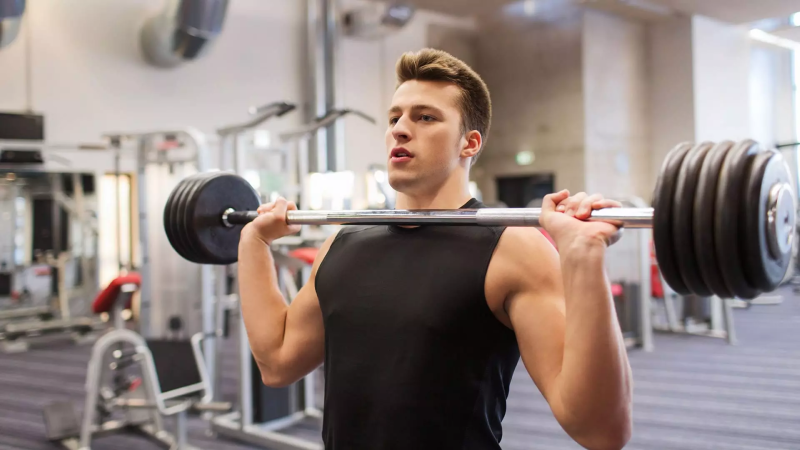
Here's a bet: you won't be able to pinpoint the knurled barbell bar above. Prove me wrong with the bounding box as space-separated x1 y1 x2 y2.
162 139 797 300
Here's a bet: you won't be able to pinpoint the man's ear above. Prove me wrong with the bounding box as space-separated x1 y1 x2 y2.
461 130 482 159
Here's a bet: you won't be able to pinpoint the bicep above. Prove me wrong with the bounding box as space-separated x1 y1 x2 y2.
277 234 337 383
279 281 325 382
502 230 567 412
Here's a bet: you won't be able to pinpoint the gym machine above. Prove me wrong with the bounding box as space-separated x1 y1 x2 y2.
43 274 231 450
210 108 374 450
0 170 104 353
103 128 216 356
212 100 298 402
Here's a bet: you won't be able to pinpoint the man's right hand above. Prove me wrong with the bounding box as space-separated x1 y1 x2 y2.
242 197 302 245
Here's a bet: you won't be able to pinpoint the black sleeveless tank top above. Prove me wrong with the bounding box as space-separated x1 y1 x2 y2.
314 198 521 449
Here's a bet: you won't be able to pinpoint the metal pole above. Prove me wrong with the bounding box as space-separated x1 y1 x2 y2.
222 207 655 228
638 230 653 351
308 0 337 173
323 0 339 172
136 138 152 337
279 207 655 228
239 314 253 429
115 146 124 273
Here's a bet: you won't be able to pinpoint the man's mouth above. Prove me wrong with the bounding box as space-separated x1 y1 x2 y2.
390 147 414 162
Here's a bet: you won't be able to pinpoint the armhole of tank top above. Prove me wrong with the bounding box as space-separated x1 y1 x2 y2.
476 226 515 334
314 228 347 295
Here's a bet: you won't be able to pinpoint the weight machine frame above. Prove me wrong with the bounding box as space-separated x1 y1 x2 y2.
210 108 374 450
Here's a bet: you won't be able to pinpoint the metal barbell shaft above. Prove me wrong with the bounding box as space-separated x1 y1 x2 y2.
223 207 655 229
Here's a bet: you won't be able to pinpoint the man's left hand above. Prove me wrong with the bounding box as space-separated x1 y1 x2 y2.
539 190 624 249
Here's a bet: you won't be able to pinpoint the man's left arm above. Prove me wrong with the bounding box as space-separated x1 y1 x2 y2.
495 226 633 450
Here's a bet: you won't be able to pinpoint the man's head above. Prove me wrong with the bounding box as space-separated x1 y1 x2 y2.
386 48 491 195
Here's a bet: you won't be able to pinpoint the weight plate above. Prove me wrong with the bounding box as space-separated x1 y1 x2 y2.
164 176 197 260
743 151 795 291
694 141 735 298
190 173 262 265
179 172 218 263
672 142 715 296
169 173 206 261
653 142 695 295
714 140 762 299
162 178 182 257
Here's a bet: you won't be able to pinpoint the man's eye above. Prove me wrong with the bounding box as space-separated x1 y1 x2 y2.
389 117 399 125
421 115 435 122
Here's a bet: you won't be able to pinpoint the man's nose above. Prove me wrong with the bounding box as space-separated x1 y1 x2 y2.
391 117 411 142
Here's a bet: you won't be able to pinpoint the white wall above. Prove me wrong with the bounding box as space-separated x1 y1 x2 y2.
0 0 306 148
692 15 752 143
583 10 649 201
647 15 695 182
472 11 586 204
582 10 650 283
750 43 797 148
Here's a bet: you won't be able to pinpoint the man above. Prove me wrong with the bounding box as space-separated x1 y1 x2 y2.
238 48 633 450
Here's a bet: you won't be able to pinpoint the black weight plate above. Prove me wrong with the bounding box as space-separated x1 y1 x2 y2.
170 173 210 261
743 151 795 291
162 179 182 257
715 140 762 299
190 173 262 265
163 176 196 260
653 142 695 295
672 142 715 296
741 151 774 290
179 172 218 263
694 141 735 298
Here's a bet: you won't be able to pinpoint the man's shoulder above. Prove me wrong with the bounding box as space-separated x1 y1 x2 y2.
488 227 561 291
495 227 557 259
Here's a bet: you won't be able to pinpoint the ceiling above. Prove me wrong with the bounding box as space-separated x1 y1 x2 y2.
648 0 799 25
774 26 800 42
400 0 800 26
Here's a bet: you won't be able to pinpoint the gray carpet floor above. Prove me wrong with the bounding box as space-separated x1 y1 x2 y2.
0 288 798 449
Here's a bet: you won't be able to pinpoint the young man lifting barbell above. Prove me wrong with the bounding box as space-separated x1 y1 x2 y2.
238 48 633 450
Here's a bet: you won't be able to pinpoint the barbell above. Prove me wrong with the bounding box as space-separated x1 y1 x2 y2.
162 139 797 300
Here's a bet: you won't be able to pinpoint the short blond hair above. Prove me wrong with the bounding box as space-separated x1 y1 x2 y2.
395 48 492 163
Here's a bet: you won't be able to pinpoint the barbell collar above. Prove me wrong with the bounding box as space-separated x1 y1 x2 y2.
767 183 796 259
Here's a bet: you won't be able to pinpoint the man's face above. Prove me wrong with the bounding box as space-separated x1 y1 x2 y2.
385 79 466 194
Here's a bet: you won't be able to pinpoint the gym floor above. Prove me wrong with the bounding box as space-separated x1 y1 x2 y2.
0 289 798 450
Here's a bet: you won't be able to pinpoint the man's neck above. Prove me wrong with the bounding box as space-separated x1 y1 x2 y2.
394 175 473 210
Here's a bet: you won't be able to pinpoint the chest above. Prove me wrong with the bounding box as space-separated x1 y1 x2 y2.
315 228 501 340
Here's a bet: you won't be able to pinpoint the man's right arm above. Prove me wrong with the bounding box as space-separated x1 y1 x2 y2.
237 198 336 387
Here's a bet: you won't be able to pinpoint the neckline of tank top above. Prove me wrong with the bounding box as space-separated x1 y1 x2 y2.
387 198 481 234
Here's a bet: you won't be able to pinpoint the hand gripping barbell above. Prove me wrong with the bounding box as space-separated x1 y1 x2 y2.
162 139 796 300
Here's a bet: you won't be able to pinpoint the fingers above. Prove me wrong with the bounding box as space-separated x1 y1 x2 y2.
551 192 622 219
249 197 301 243
576 193 603 219
542 190 570 213
257 202 275 214
562 192 588 217
592 199 623 209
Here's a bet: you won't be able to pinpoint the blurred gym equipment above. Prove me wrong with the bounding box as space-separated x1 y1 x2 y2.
209 108 374 450
0 171 104 352
43 274 231 449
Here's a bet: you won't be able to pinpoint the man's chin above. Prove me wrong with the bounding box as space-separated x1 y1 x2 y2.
387 174 416 193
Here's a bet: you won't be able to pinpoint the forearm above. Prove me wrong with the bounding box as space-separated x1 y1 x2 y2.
237 230 289 372
556 239 633 445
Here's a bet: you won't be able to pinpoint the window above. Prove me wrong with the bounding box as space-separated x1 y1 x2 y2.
98 174 132 288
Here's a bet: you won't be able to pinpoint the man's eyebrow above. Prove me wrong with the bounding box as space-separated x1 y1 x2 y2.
388 104 445 115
